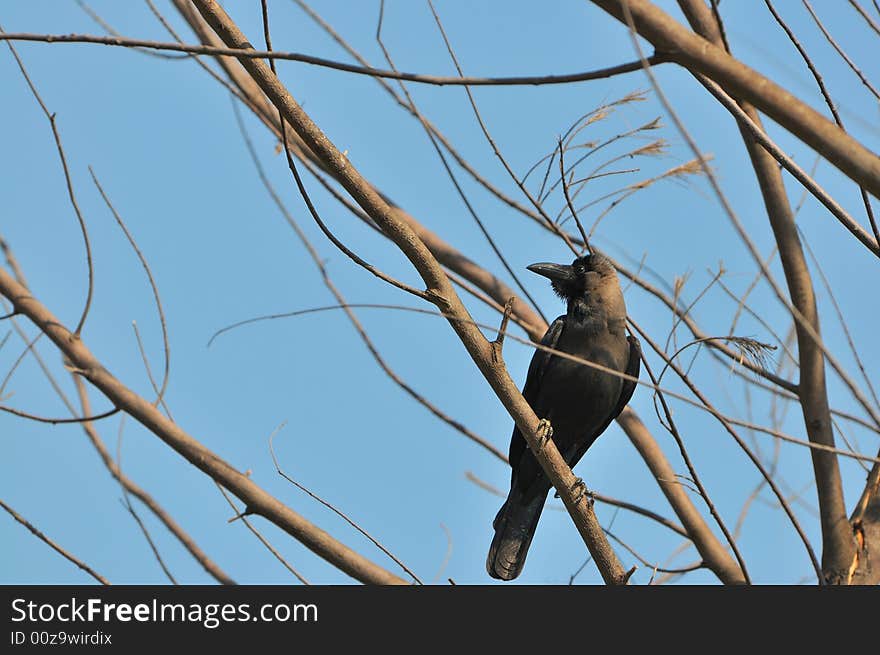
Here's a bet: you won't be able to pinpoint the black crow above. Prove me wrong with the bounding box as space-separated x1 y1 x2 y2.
487 251 640 581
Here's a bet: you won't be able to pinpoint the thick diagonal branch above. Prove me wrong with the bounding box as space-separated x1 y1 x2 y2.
188 0 630 584
172 0 749 584
0 269 406 585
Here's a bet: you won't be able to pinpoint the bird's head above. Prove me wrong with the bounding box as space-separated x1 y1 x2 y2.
527 251 617 302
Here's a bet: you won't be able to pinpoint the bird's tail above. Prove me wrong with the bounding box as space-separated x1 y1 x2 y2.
486 487 548 581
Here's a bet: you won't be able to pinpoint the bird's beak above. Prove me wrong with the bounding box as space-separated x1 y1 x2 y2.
527 262 575 283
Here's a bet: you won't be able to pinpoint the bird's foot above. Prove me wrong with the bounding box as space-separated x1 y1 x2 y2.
570 477 593 506
536 419 553 451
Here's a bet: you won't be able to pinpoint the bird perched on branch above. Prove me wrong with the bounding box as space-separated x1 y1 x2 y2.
487 251 640 581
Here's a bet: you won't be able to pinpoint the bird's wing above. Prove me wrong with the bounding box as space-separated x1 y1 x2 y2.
563 333 641 469
609 334 641 420
507 316 566 468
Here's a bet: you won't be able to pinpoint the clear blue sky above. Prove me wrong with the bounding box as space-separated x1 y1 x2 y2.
1 1 878 585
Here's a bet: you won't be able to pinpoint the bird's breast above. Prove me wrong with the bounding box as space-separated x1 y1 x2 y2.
535 327 627 438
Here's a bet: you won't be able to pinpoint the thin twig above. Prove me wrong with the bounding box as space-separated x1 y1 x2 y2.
0 31 663 87
75 0 188 59
629 317 822 580
89 168 172 408
208 302 880 463
0 497 111 584
0 404 120 424
268 422 422 584
214 483 309 584
115 415 178 584
763 0 880 250
2 28 94 335
802 0 880 100
636 333 751 584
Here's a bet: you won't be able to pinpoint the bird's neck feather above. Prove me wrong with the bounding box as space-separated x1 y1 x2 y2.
567 295 603 329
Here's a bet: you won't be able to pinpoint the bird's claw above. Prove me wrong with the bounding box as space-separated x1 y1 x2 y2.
570 477 593 506
536 419 553 450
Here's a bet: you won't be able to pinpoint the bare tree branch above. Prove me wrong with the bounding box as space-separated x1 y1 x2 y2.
764 0 880 250
589 0 880 198
171 0 549 343
0 497 111 585
659 0 856 584
617 408 746 584
73 376 235 585
2 29 94 336
0 31 663 87
188 0 629 584
215 483 308 584
0 268 407 585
